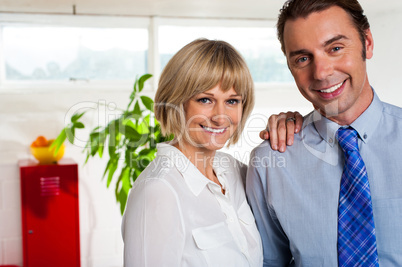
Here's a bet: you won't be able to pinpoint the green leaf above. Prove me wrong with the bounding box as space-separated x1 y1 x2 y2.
131 170 139 184
137 121 150 134
126 134 148 149
90 139 99 157
96 130 107 158
50 127 67 156
108 119 121 150
138 148 152 156
119 166 131 192
98 142 105 158
149 137 158 149
89 131 103 157
106 158 119 188
103 159 112 179
117 166 133 214
108 133 117 157
133 76 139 93
140 96 154 111
138 74 152 92
118 188 128 215
133 101 142 116
73 122 85 129
126 152 138 168
71 111 86 123
124 125 141 141
66 126 75 143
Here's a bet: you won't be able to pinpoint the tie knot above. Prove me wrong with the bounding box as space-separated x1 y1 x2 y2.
337 127 358 152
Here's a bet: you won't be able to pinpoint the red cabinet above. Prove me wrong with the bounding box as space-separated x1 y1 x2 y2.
19 158 81 267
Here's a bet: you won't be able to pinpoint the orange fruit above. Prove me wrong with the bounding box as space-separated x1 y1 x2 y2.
31 136 49 147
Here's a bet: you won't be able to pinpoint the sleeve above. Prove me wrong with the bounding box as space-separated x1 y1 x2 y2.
246 149 293 267
122 178 185 267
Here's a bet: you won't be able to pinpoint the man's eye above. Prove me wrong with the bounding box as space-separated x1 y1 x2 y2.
297 57 308 63
332 46 342 52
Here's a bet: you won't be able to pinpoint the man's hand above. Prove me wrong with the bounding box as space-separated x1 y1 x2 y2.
260 111 303 152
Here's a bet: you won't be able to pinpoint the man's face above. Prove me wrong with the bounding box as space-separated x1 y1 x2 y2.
283 6 374 125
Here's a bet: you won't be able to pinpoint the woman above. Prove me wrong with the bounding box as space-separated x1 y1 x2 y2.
122 38 262 266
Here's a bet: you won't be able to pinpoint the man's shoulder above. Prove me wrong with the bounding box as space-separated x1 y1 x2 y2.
382 101 402 120
252 111 317 156
252 140 276 156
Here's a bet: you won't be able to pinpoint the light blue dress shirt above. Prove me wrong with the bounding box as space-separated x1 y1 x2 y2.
246 90 402 267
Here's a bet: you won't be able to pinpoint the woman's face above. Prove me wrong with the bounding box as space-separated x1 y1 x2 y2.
182 84 243 152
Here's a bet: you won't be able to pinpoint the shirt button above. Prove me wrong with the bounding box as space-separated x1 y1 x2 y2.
228 218 234 223
363 133 368 139
329 138 333 144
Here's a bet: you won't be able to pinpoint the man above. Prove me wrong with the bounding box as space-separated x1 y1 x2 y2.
246 0 402 266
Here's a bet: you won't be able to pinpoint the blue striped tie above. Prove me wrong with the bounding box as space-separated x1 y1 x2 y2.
337 127 378 267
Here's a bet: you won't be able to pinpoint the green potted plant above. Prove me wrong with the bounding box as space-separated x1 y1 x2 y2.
51 74 173 214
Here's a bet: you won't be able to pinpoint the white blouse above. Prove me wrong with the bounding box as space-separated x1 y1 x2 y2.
122 143 263 267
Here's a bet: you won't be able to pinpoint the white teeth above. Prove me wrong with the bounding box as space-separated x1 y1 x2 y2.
320 82 343 93
201 125 226 134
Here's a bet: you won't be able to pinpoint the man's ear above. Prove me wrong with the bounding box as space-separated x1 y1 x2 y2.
365 28 374 60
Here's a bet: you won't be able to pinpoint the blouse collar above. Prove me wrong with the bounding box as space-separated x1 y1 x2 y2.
156 142 227 196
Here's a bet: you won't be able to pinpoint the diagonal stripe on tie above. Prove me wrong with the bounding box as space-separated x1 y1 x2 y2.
337 127 379 267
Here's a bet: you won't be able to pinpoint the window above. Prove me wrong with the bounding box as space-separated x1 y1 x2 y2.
3 26 148 81
158 25 293 83
0 14 294 91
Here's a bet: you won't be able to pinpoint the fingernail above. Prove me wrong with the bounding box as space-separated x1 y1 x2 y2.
279 145 285 152
287 139 293 145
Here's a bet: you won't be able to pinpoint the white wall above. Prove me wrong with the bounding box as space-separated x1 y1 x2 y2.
0 8 402 267
367 9 402 106
0 89 131 266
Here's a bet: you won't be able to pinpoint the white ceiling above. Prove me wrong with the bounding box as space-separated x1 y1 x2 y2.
0 0 401 20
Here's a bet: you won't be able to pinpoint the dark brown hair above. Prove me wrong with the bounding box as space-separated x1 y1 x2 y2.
277 0 370 58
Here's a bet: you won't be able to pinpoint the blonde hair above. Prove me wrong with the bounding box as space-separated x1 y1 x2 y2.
154 38 254 146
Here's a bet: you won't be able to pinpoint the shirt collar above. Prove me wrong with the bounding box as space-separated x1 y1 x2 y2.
156 142 224 196
349 90 383 144
311 88 383 145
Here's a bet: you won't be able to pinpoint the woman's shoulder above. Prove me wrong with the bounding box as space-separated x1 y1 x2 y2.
132 154 178 189
127 157 181 207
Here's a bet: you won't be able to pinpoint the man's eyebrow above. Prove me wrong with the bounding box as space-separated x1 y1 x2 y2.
324 34 349 47
288 49 310 58
288 35 349 58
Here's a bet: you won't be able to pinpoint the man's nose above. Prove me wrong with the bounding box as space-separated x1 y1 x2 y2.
313 55 334 81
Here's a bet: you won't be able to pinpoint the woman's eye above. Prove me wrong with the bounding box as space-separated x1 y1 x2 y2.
197 98 211 104
227 99 241 105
